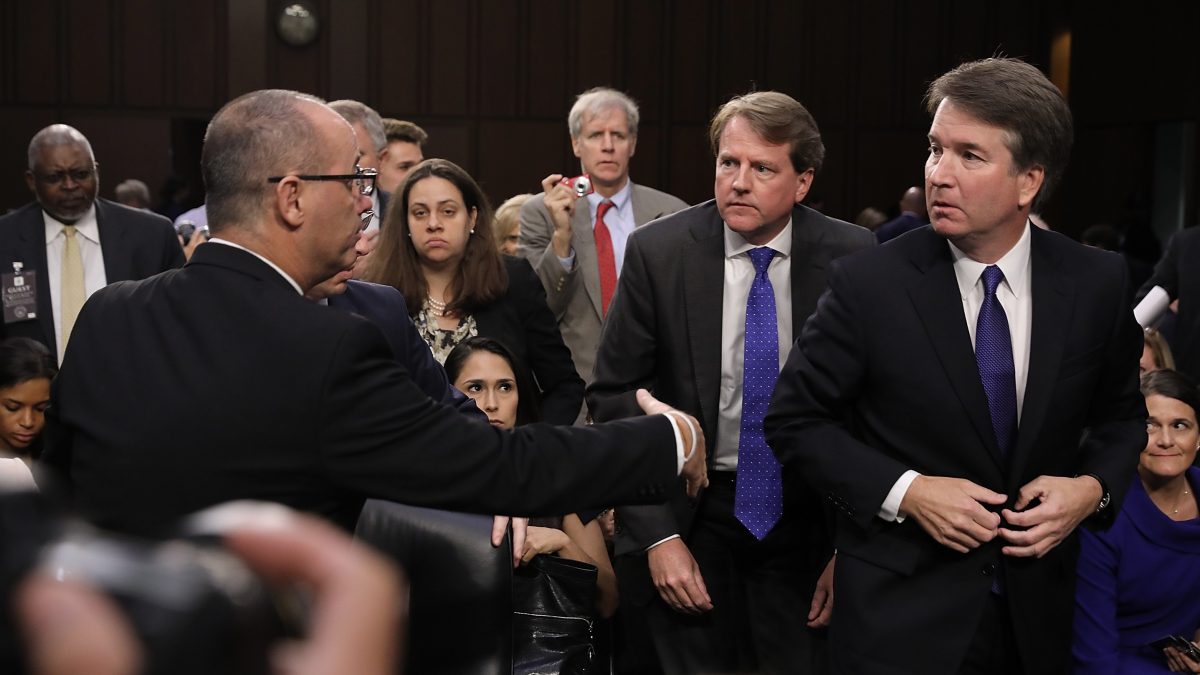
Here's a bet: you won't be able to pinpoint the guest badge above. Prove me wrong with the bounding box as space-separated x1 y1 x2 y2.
3 263 38 324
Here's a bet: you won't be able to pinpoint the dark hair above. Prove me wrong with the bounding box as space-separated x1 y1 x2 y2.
365 159 507 317
925 58 1073 213
201 89 326 232
0 338 57 390
708 91 825 174
444 336 541 426
1141 369 1200 416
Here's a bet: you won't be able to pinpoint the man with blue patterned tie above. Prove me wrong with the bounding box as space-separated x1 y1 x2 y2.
765 58 1146 674
589 92 873 674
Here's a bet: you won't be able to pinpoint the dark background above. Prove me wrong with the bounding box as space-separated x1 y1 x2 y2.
1 0 1196 251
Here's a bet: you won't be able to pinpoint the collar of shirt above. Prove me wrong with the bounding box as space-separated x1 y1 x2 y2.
43 205 100 245
206 238 304 295
948 220 1032 301
722 218 793 260
586 179 632 219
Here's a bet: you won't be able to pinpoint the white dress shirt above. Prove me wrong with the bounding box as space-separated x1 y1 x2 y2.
44 206 107 361
879 223 1034 521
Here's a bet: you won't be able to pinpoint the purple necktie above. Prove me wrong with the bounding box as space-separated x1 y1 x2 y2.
734 247 783 540
976 265 1017 456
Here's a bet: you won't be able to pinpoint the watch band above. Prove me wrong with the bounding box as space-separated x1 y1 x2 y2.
1080 473 1111 513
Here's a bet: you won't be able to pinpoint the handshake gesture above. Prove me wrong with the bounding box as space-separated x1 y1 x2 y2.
635 388 708 497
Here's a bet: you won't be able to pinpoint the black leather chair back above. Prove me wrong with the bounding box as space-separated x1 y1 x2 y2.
355 500 513 675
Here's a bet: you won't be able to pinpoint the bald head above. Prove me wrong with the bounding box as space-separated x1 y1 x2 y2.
25 124 99 224
27 125 94 170
899 186 926 219
201 90 329 232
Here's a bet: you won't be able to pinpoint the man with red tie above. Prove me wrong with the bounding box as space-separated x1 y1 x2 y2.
519 88 687 407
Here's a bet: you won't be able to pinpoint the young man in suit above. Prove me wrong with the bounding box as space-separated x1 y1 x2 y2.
588 91 873 674
43 89 709 538
519 88 688 398
0 125 183 362
765 58 1146 674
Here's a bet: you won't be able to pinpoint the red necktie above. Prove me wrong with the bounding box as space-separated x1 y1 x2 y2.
594 200 617 316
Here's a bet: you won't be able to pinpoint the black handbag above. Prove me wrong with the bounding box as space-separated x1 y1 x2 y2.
512 554 598 675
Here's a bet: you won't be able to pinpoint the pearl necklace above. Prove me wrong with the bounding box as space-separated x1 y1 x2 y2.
427 295 447 317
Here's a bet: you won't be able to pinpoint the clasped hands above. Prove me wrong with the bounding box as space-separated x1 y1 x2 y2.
900 474 1103 557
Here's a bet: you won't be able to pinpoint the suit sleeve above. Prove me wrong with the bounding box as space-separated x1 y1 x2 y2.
518 196 578 318
1135 230 1181 303
588 232 680 549
508 258 585 425
1078 261 1147 524
317 320 675 516
765 261 912 531
1071 527 1122 675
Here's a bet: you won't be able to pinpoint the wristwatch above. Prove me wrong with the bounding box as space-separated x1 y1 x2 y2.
1080 473 1111 513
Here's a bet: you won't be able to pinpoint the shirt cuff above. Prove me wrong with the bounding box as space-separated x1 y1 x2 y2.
878 470 920 523
557 249 576 271
645 534 681 552
663 412 687 474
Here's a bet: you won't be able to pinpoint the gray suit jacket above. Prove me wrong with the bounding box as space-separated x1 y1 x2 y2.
518 182 688 389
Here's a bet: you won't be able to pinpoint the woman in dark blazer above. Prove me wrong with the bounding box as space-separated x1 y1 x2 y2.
365 159 584 425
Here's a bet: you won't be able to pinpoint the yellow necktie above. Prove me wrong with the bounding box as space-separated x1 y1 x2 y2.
61 225 85 353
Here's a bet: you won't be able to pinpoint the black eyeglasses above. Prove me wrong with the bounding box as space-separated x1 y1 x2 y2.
267 166 378 196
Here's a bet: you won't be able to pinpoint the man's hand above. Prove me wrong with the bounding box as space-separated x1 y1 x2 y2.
900 475 1007 553
635 388 708 498
999 475 1102 558
539 174 578 259
491 515 528 568
647 538 713 615
806 553 835 628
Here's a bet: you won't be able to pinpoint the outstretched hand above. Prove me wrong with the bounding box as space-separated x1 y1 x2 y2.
636 389 708 497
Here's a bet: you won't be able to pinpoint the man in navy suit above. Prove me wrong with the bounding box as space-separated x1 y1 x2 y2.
766 58 1145 674
874 186 928 243
0 125 183 362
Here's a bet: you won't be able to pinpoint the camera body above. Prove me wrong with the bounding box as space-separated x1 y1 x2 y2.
176 220 210 243
0 491 291 675
559 174 594 198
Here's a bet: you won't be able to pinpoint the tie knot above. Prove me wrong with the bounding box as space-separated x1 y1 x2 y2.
982 265 1004 296
748 247 775 275
63 225 77 238
596 200 614 219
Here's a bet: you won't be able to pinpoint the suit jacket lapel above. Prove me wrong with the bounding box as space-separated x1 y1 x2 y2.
1008 230 1073 485
571 204 603 318
95 201 128 282
683 211 725 446
907 233 1006 470
788 206 831 331
630 183 668 228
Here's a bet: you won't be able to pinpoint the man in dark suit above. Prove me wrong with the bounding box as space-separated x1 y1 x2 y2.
1136 226 1200 379
765 58 1146 674
874 186 928 243
43 89 708 538
0 125 183 362
589 91 873 674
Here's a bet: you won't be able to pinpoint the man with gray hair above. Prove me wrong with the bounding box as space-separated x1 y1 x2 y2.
0 125 182 362
43 89 709 542
329 99 389 232
114 179 152 210
520 87 688 404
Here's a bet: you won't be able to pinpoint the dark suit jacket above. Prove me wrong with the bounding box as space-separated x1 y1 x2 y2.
42 243 677 536
0 199 184 357
587 201 873 565
1136 226 1200 379
329 280 480 416
469 256 585 425
765 226 1146 674
874 211 926 243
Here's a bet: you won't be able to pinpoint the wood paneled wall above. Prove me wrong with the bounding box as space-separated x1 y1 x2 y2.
1 0 1196 244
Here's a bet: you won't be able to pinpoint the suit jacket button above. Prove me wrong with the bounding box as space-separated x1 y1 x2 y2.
982 562 996 576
